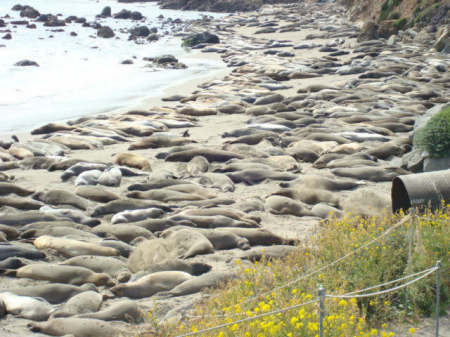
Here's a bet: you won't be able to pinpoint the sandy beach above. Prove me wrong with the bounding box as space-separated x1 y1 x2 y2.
0 1 449 336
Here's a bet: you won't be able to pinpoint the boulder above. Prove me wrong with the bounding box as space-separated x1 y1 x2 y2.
129 25 150 37
182 31 219 47
20 6 40 19
98 6 112 18
14 60 39 67
97 26 115 39
357 21 378 41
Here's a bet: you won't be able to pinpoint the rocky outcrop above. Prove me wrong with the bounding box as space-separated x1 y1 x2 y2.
182 31 220 47
97 26 115 38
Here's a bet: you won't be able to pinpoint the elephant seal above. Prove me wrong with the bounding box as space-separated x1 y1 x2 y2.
0 243 45 261
91 199 171 217
76 186 119 203
114 153 151 172
197 173 235 192
169 214 258 229
280 175 361 191
165 148 244 163
98 167 122 187
39 206 100 226
227 169 297 185
265 195 313 217
0 292 54 321
217 227 290 246
271 187 340 206
100 240 133 258
112 271 192 298
127 178 187 191
0 196 43 210
185 156 210 176
21 225 99 241
311 203 343 219
0 257 25 269
340 188 391 218
52 291 103 318
128 134 195 150
0 182 33 196
28 318 126 337
33 189 91 210
48 158 85 172
163 226 250 250
127 189 211 202
241 245 298 261
76 300 143 323
93 224 155 244
7 283 96 304
34 236 119 257
31 122 74 135
131 258 211 276
61 256 130 282
0 211 57 226
126 218 180 233
159 271 235 297
74 169 102 186
10 264 115 286
162 229 214 258
111 207 164 224
128 238 212 273
0 224 19 240
176 208 259 226
332 166 409 182
61 162 107 181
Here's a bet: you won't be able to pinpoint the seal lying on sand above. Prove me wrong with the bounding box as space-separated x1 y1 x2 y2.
4 264 115 286
28 317 127 337
111 271 192 299
0 292 54 321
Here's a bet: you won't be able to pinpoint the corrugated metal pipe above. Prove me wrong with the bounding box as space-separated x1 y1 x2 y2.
392 169 450 213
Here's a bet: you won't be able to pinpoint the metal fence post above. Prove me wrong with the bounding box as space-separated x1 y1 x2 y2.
318 286 325 337
405 207 416 310
435 260 441 337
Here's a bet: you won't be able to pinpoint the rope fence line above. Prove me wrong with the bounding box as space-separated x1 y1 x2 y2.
184 214 413 322
341 266 438 296
184 264 436 322
239 214 411 306
326 267 438 299
175 261 441 337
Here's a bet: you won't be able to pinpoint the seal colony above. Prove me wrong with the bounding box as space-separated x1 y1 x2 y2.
0 1 449 336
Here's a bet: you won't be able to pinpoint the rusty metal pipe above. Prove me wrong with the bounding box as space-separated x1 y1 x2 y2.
392 169 450 213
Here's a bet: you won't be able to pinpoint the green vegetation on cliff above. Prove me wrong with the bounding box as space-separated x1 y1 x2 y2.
414 106 450 158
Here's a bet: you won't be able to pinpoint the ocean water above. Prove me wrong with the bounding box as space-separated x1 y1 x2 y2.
0 0 224 134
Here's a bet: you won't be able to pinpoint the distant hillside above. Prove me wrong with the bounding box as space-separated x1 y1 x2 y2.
341 0 449 29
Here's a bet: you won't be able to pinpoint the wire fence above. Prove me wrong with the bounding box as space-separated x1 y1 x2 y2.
174 261 442 337
185 214 412 321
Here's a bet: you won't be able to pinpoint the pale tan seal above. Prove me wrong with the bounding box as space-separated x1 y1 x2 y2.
28 317 126 337
128 134 196 150
113 153 151 171
111 271 192 298
265 195 313 217
34 236 119 257
11 264 115 286
0 182 34 197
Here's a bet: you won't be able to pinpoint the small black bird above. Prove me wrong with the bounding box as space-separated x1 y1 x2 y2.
11 135 19 143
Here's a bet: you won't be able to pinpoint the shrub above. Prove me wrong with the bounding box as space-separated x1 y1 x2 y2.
151 207 449 337
414 106 450 158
